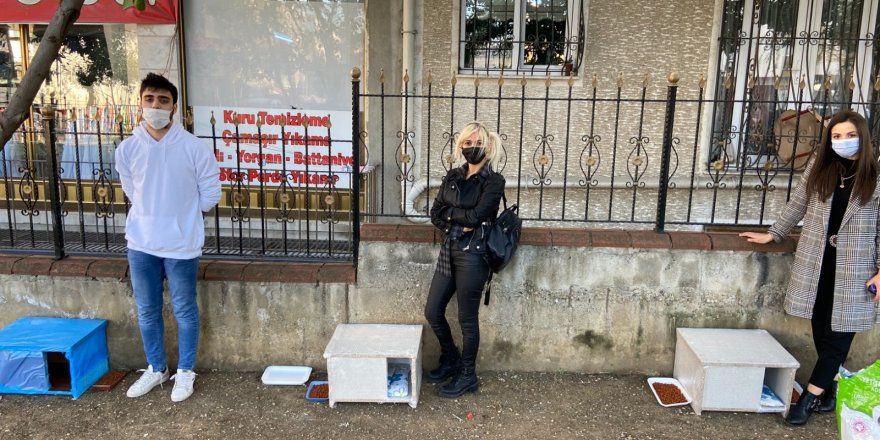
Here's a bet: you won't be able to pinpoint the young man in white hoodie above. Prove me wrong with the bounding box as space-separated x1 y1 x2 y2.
116 73 221 402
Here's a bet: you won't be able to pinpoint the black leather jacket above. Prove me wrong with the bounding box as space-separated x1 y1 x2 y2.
430 164 505 252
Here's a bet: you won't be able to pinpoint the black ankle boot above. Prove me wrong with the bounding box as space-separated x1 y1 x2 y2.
817 382 837 413
786 390 820 426
426 353 461 384
439 367 478 398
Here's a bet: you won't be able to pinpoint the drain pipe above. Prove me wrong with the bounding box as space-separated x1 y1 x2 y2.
400 0 423 221
402 0 417 82
403 178 440 223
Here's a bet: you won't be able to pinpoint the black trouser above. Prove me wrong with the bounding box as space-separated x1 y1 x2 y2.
808 246 856 390
424 247 490 370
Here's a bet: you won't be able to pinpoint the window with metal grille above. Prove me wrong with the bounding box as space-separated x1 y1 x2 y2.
710 0 880 171
458 0 584 76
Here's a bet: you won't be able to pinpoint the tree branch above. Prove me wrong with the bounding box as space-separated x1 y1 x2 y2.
0 0 85 150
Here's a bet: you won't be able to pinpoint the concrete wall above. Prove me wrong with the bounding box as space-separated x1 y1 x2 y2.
356 235 878 385
0 261 351 372
1 229 878 386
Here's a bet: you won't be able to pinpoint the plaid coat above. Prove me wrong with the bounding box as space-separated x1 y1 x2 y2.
768 163 880 332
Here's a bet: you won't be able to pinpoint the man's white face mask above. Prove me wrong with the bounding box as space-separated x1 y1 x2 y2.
142 108 172 130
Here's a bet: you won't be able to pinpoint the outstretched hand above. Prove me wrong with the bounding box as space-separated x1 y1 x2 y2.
738 232 774 244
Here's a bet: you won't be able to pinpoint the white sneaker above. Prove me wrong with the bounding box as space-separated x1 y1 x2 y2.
126 365 169 398
170 369 197 402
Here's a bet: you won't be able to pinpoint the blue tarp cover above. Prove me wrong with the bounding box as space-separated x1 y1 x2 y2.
0 317 108 399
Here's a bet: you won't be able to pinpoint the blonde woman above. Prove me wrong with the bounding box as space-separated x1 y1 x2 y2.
425 121 505 398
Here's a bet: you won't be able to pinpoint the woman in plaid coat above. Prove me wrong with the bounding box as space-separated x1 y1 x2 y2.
741 110 880 426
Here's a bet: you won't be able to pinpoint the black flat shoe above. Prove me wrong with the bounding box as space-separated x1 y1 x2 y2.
786 391 819 426
816 381 837 414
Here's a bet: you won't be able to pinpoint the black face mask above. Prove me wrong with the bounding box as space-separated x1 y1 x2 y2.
461 147 486 165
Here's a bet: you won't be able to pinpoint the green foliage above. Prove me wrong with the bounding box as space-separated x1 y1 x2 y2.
121 0 146 11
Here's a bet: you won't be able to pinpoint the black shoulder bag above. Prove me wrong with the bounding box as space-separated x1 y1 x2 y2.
483 194 522 305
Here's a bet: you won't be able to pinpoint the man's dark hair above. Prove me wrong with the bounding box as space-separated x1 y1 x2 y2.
139 73 178 104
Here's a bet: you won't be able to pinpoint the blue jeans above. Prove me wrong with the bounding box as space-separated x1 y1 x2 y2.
128 249 200 371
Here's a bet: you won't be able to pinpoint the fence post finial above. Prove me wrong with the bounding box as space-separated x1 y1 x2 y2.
40 105 55 119
351 67 361 81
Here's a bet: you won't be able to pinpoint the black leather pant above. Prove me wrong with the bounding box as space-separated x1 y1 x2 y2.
424 247 490 369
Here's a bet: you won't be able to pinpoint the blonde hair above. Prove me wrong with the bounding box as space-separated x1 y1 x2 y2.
454 121 501 164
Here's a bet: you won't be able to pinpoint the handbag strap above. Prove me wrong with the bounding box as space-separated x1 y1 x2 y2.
483 272 493 306
483 192 507 306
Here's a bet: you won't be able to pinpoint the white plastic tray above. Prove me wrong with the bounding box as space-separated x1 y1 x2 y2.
261 366 312 385
647 377 692 407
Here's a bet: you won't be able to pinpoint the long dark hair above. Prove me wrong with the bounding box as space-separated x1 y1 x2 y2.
805 111 877 205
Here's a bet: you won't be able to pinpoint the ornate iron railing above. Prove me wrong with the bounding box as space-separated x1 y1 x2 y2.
1 64 877 260
357 68 878 229
0 101 360 262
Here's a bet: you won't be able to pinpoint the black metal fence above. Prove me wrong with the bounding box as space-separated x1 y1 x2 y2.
2 66 877 260
0 102 359 262
358 70 879 230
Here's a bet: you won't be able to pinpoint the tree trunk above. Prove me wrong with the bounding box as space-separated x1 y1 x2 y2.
0 0 85 151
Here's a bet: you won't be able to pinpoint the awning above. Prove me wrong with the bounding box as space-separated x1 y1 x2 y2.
3 0 178 25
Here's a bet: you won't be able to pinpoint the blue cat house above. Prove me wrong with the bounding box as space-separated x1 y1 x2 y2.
0 317 108 399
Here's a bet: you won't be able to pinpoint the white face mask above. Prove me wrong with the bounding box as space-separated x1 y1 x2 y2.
142 108 172 130
831 138 860 158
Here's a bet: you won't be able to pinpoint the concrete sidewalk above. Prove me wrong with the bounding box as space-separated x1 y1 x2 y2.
0 371 835 439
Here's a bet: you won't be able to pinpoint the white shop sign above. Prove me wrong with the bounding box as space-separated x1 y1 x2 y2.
193 106 353 188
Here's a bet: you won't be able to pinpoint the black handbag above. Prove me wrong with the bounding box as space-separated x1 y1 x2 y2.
486 194 521 273
483 194 522 305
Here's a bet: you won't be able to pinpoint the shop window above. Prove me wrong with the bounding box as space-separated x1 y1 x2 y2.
2 22 176 182
1 25 22 106
29 24 141 112
184 0 365 110
458 0 584 76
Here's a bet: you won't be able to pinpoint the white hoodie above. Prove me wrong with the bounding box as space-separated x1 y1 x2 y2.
115 122 221 259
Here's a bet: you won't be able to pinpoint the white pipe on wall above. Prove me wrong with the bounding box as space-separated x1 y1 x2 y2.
403 178 441 223
400 0 419 217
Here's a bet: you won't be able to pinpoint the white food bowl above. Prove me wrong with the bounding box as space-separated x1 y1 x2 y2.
647 377 692 407
261 366 312 385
